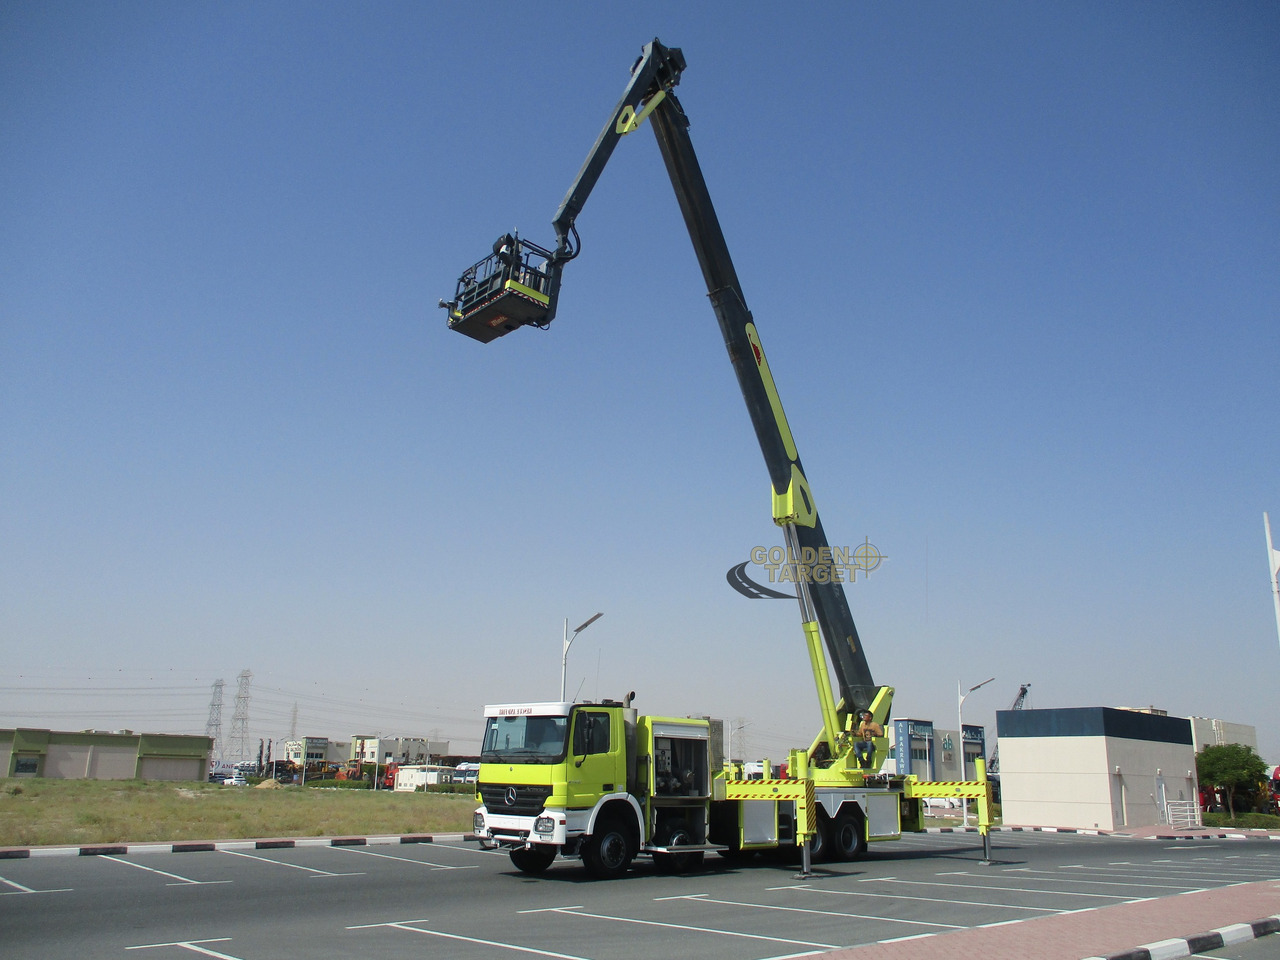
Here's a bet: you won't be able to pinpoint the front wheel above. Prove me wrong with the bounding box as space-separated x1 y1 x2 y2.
509 845 557 874
581 816 634 880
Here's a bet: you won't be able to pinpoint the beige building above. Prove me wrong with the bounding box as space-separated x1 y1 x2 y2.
350 736 449 764
0 728 212 781
281 737 347 765
1188 717 1257 753
997 707 1196 831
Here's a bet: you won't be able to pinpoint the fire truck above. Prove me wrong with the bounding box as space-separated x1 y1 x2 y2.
441 39 992 878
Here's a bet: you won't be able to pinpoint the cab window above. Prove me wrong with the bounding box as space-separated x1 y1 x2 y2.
572 711 611 756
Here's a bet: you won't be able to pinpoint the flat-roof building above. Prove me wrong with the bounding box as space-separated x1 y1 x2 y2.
996 707 1196 831
0 728 212 782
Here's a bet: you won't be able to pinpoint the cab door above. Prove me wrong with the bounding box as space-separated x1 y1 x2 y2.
567 708 620 811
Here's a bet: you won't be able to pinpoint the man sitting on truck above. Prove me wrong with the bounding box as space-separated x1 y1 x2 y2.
853 710 883 770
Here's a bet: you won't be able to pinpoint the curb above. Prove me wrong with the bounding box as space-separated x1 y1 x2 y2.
1140 832 1280 842
924 825 1280 842
0 832 476 859
924 825 1110 836
1081 914 1280 960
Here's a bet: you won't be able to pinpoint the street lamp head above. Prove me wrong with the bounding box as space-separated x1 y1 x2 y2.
574 612 604 634
561 611 605 701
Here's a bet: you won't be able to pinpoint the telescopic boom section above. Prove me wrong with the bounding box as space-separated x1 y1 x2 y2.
442 39 879 715
641 54 877 715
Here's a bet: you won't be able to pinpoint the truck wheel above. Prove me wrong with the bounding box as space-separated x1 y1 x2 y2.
509 846 557 875
805 809 831 862
581 816 634 879
654 822 704 874
832 809 868 861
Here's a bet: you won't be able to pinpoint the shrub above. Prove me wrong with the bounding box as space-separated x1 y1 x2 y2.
303 778 369 789
1202 812 1280 830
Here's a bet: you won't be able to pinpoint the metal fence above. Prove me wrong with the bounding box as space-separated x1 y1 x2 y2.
1166 799 1203 829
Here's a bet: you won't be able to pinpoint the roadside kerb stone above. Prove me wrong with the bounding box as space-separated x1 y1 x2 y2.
0 831 473 858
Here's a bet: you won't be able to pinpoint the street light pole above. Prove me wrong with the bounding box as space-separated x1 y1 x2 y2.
959 676 995 828
1265 513 1280 654
560 612 603 701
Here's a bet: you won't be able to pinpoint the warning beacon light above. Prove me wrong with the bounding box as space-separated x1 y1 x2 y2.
439 233 562 344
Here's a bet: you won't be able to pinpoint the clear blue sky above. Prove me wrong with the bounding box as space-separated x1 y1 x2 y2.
3 3 1277 761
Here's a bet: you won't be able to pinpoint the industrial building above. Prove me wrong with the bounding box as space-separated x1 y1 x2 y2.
281 737 348 765
350 736 449 764
1189 716 1258 753
0 728 212 781
996 707 1197 831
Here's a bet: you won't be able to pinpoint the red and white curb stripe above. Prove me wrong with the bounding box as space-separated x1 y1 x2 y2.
0 833 475 859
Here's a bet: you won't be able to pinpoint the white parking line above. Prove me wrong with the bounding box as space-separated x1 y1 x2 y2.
869 874 1128 900
1001 867 1212 890
346 920 593 959
546 906 842 949
126 938 242 958
99 855 231 886
330 846 478 870
1 875 39 894
778 882 1060 913
663 893 963 930
217 849 363 877
1060 864 1268 885
429 840 508 857
0 874 71 895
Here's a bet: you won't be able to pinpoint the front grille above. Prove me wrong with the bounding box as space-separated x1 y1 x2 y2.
480 783 553 816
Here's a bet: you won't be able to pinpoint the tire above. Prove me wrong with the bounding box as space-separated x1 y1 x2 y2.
832 809 868 861
808 809 834 863
509 845 557 875
653 821 705 874
581 816 634 879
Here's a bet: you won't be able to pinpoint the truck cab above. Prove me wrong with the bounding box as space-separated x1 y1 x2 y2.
473 699 716 877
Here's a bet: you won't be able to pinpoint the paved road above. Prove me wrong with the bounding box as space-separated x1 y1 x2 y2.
1 832 1277 959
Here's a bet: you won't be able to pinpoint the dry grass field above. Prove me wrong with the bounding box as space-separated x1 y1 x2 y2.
0 778 476 847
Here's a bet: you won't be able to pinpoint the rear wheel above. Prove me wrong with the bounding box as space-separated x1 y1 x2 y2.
832 809 868 861
808 809 833 863
509 845 557 874
581 816 634 879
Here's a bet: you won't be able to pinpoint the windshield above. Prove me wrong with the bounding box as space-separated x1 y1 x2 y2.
480 715 568 764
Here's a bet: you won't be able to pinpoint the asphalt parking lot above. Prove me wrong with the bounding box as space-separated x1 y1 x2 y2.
1 831 1277 959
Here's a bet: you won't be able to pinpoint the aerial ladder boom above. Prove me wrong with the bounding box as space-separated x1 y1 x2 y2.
441 38 884 750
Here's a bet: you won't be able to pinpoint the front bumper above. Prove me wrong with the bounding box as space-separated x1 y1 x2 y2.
475 805 575 847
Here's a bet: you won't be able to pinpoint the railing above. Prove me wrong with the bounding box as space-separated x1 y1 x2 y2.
454 238 555 311
1165 799 1202 829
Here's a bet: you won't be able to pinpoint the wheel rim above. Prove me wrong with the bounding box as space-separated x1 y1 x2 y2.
599 831 628 869
837 822 858 854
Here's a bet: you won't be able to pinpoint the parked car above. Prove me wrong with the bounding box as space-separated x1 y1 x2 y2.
222 775 248 786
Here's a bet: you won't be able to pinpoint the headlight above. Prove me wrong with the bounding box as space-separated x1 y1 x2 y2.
473 812 486 832
534 816 556 835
